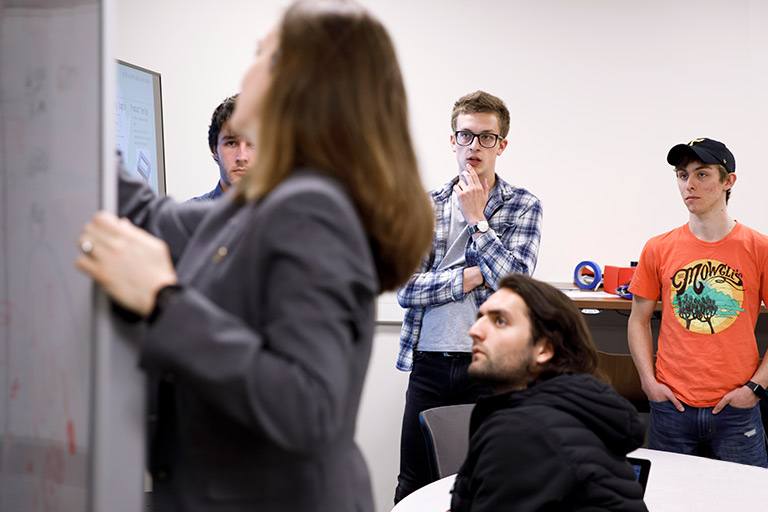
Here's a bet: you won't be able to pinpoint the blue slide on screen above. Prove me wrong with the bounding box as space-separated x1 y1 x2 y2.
115 61 166 196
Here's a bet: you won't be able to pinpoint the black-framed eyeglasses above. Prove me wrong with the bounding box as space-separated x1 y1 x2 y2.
454 130 503 149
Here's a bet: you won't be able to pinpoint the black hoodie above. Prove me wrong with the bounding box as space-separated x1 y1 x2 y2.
450 373 648 512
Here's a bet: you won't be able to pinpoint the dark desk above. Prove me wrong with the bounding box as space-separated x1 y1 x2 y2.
557 287 656 354
564 286 768 313
561 287 653 312
377 288 768 355
557 285 768 355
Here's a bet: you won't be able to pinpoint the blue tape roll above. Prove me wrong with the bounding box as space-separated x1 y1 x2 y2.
574 261 602 290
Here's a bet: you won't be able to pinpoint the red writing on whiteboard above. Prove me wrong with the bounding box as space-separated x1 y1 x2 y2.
0 300 17 326
66 420 76 455
9 378 20 400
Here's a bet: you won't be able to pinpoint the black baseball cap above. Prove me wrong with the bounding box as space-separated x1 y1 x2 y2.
667 138 735 173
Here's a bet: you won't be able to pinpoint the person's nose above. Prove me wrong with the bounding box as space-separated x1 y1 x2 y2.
468 317 485 342
236 142 249 163
470 134 483 151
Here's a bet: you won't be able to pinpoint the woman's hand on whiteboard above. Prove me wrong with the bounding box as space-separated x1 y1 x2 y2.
76 210 177 317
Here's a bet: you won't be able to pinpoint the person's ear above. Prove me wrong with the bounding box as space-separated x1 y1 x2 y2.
533 338 554 365
211 147 220 164
496 137 508 156
725 172 737 190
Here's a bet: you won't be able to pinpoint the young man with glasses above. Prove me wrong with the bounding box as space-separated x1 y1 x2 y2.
394 90 543 502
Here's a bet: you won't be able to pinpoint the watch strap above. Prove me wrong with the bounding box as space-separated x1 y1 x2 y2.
467 220 489 236
745 380 767 399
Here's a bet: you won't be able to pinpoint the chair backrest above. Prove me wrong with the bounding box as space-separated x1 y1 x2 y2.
597 351 648 411
418 404 475 479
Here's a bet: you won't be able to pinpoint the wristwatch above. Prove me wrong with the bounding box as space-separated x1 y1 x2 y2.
467 219 489 236
745 380 767 400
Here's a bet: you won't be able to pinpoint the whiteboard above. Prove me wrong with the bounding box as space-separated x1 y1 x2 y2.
0 1 145 510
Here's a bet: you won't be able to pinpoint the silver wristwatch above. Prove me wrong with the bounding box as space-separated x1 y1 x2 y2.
467 219 489 235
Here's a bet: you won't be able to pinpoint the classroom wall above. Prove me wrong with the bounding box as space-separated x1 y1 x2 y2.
116 0 768 283
114 1 768 510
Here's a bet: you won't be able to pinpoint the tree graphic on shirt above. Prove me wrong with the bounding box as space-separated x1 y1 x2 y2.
673 285 743 334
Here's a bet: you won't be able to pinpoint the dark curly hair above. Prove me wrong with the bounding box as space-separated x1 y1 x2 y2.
497 273 600 383
208 94 239 159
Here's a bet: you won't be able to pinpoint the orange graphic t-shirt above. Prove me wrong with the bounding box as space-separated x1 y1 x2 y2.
629 222 768 407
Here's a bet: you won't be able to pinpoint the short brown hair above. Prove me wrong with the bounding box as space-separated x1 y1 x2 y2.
208 94 238 158
451 90 510 138
497 274 599 383
235 0 433 291
675 155 732 203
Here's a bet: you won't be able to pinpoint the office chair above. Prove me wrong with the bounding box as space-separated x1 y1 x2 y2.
596 351 649 413
418 403 475 480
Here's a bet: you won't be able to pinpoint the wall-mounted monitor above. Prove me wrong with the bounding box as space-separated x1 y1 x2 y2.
115 60 166 196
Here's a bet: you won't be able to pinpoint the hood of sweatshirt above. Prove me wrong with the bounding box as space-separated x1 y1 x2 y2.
470 373 645 455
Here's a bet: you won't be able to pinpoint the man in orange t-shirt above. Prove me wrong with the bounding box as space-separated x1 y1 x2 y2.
628 138 768 466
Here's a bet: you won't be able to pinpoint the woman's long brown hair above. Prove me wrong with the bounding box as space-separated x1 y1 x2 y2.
236 0 433 291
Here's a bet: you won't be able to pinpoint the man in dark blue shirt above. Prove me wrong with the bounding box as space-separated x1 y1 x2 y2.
188 94 256 202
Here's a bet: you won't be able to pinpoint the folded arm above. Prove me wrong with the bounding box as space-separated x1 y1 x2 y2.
473 197 542 289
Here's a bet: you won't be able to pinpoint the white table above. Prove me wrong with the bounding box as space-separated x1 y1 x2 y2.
391 473 454 512
631 448 768 511
391 448 768 511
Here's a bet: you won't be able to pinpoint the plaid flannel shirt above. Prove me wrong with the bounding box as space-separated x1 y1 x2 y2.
396 174 542 371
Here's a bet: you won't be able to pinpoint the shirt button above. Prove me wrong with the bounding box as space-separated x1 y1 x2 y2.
212 246 228 263
155 466 172 482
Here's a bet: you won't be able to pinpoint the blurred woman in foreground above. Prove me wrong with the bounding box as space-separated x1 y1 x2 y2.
77 1 432 510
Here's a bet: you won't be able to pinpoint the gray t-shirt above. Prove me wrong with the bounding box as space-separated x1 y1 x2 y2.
418 192 478 352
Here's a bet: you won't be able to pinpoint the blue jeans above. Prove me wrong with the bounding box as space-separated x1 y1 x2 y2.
649 399 768 467
394 351 493 503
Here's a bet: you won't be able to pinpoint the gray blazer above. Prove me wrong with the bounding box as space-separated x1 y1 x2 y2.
118 160 376 511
